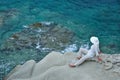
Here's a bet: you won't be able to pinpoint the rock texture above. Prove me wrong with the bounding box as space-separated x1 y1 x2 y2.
5 52 120 80
100 54 120 74
0 22 78 54
0 22 79 79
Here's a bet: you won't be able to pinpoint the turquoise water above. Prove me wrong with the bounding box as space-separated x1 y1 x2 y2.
0 0 120 53
0 0 120 79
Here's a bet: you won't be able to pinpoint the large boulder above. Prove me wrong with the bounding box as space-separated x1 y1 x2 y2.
6 52 120 80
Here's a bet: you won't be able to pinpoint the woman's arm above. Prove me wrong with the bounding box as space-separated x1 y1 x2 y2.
94 45 102 61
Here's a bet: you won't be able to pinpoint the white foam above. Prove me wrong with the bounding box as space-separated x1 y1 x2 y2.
41 21 53 26
62 44 78 53
23 25 29 28
36 42 41 49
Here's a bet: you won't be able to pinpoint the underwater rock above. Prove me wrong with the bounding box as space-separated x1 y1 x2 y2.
30 22 42 28
10 34 19 40
0 0 21 5
0 8 20 27
108 44 117 49
0 41 15 53
0 22 79 79
0 16 4 26
1 22 78 54
41 21 54 26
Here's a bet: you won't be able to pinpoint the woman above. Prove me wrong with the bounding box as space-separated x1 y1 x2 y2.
69 36 102 67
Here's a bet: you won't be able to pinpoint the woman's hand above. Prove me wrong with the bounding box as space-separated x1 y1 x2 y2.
97 56 102 62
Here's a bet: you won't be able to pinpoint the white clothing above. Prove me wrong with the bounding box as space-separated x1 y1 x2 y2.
87 43 100 58
74 43 100 66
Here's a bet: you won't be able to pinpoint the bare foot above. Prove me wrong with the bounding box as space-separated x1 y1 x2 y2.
76 56 81 60
69 64 76 67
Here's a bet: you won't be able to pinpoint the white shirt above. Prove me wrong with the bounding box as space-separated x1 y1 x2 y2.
86 44 100 58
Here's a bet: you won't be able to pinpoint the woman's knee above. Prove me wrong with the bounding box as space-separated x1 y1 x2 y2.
79 48 88 53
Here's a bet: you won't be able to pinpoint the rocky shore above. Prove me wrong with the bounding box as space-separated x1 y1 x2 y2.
0 21 119 80
5 51 120 80
0 22 80 79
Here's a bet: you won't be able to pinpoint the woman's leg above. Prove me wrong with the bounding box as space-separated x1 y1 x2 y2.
74 55 90 66
77 48 88 59
69 48 89 67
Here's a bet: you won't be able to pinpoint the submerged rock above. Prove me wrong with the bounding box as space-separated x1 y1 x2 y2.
30 22 42 28
10 34 19 40
0 22 79 54
0 16 4 26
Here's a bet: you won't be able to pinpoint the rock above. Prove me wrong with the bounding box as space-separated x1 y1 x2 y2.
113 55 120 63
108 44 117 48
30 22 42 28
104 61 113 70
2 9 20 25
41 21 54 26
0 22 78 57
116 63 120 66
0 16 4 26
10 34 19 40
4 65 21 80
113 68 120 75
7 60 36 80
99 53 120 71
6 52 120 80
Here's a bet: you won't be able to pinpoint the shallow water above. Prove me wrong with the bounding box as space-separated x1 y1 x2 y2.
0 0 120 79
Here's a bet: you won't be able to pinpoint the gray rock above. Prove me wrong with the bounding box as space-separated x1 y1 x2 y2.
113 68 120 75
104 62 113 70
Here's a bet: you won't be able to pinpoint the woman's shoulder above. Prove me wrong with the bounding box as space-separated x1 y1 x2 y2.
91 45 97 49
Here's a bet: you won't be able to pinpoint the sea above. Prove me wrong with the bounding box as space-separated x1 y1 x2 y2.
0 0 120 79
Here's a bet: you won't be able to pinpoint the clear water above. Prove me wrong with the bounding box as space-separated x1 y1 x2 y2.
0 0 120 53
0 0 120 79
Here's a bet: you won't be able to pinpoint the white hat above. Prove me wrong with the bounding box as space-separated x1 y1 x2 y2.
90 36 99 44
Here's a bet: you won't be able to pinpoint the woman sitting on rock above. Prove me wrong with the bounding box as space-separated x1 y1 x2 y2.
69 36 102 67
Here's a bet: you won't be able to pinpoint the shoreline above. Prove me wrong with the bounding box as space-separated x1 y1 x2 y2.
5 51 120 80
0 22 120 79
